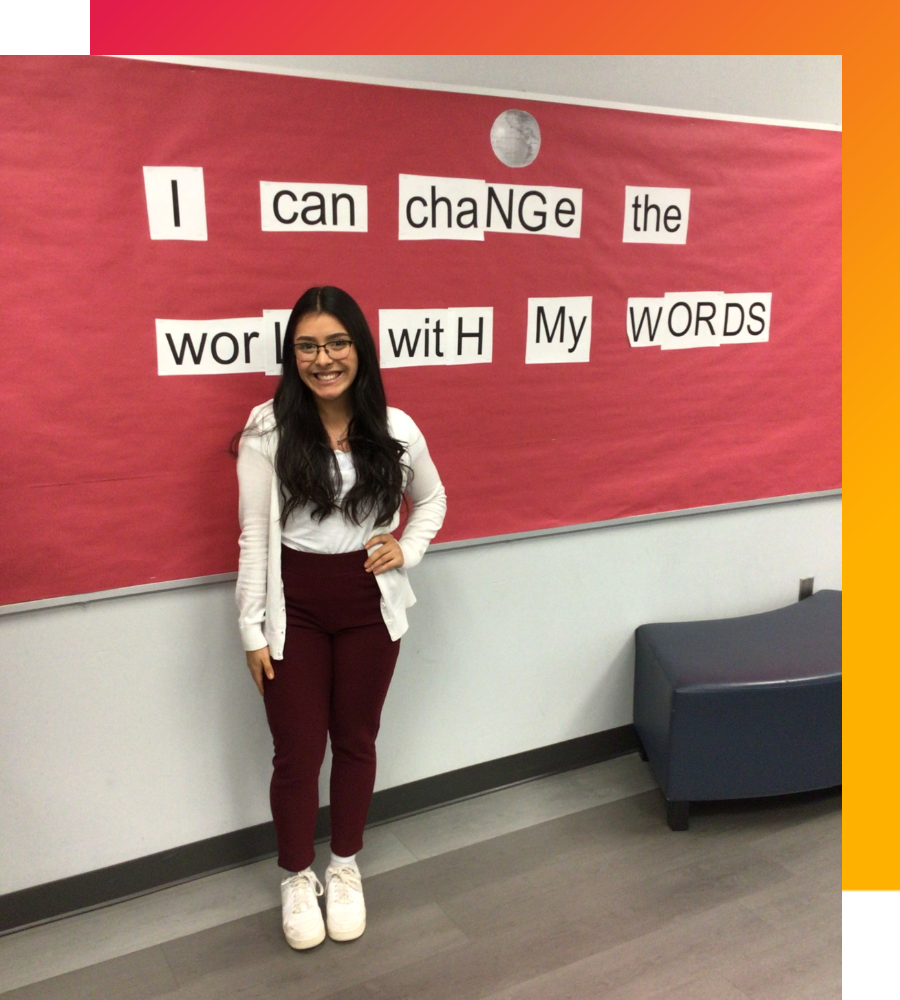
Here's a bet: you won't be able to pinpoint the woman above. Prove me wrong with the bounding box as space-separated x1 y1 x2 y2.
235 286 446 950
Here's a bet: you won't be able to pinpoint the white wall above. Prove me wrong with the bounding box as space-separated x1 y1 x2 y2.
0 56 842 896
192 55 842 126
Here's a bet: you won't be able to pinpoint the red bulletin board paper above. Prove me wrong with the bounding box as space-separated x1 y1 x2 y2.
0 56 841 607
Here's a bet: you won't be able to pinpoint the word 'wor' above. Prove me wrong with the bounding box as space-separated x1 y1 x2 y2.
398 175 582 241
626 293 772 350
156 319 266 375
378 309 494 367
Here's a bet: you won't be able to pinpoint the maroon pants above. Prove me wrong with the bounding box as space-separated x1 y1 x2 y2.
263 546 400 872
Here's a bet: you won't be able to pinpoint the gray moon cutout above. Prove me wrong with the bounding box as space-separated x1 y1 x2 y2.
491 110 541 168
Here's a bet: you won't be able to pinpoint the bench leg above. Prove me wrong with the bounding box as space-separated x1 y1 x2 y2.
666 799 690 831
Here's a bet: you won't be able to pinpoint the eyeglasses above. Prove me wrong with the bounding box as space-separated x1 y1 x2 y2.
293 338 354 361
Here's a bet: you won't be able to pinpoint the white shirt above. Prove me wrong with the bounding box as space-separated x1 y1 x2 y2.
281 449 369 554
235 400 447 656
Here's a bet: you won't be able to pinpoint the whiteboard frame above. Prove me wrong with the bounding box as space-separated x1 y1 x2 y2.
0 489 841 616
112 56 842 132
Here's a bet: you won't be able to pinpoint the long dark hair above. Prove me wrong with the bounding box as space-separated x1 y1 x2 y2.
273 286 407 527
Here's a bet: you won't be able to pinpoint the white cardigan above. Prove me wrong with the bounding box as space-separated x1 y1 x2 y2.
235 401 447 657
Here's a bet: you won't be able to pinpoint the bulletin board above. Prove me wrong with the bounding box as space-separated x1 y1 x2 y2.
0 56 841 607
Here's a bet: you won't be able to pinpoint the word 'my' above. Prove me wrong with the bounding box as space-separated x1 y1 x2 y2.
526 297 593 363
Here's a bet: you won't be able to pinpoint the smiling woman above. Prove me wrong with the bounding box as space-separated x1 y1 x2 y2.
292 316 358 408
234 286 447 950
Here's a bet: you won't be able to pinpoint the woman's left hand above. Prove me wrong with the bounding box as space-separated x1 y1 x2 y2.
364 534 404 574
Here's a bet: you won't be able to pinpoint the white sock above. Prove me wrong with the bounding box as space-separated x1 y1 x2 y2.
284 866 313 879
329 852 358 869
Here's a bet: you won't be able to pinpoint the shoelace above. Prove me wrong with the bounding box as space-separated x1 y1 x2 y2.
287 870 324 914
327 865 362 905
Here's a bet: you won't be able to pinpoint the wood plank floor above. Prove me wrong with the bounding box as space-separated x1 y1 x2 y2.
1 772 840 1000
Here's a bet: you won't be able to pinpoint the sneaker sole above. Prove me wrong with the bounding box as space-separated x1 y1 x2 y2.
284 924 326 950
327 918 366 942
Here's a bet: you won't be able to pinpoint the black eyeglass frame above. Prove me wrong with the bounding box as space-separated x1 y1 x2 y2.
292 338 355 360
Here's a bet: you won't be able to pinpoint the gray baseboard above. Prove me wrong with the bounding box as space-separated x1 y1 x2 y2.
0 724 638 935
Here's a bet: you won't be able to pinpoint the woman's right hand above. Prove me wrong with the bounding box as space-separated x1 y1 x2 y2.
246 646 274 696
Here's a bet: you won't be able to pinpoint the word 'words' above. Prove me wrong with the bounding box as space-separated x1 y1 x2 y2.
627 293 772 349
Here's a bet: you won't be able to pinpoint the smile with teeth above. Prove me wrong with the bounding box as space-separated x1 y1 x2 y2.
313 371 343 381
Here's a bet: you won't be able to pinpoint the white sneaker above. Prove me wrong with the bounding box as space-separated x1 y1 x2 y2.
280 870 325 949
325 864 366 941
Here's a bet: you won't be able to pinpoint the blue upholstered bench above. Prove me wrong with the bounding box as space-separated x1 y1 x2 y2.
633 590 842 830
